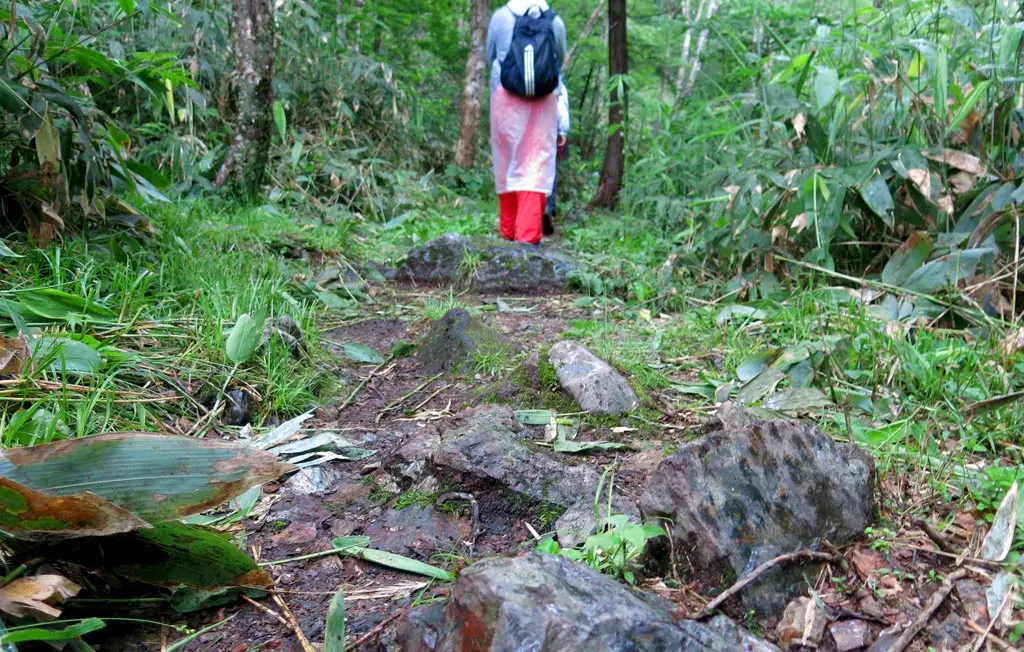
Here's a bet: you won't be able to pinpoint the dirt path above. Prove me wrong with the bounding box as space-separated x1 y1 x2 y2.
98 287 641 651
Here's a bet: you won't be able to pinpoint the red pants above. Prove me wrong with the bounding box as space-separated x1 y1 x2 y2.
499 192 545 245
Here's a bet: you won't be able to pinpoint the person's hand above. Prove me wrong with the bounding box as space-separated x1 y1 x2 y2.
557 134 568 149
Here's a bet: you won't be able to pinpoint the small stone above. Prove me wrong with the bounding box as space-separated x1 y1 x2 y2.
222 389 255 426
548 341 640 414
284 466 342 496
776 597 827 648
270 522 319 547
363 506 468 557
830 620 869 652
956 578 989 628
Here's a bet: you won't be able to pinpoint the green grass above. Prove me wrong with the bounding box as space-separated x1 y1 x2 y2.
0 200 348 440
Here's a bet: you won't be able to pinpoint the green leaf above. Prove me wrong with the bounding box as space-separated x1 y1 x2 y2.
882 232 933 287
92 522 273 589
333 540 454 582
998 23 1024 71
170 586 266 613
736 351 778 382
514 409 556 425
762 388 833 412
273 101 287 142
946 80 993 137
325 586 345 652
552 440 635 454
901 247 995 294
859 174 894 227
1 618 105 644
290 140 304 168
116 0 136 14
0 240 21 258
0 432 292 532
812 66 839 112
342 342 385 364
737 367 786 406
226 310 267 365
15 289 117 323
29 337 103 375
934 45 948 125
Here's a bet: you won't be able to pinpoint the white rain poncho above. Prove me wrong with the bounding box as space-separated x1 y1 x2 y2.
486 0 569 196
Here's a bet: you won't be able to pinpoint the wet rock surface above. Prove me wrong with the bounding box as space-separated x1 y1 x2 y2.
398 552 780 652
416 308 514 374
362 506 469 557
399 233 577 293
548 340 640 414
641 404 875 613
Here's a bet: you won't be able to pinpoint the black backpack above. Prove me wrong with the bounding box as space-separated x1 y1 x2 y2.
500 5 561 98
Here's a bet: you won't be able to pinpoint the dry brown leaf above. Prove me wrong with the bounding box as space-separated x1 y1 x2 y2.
330 173 342 191
771 225 788 244
793 113 807 138
908 168 932 199
0 335 30 375
926 149 987 176
723 185 740 210
0 574 81 621
1001 328 1024 357
850 548 886 578
791 213 808 233
949 171 977 194
938 194 954 217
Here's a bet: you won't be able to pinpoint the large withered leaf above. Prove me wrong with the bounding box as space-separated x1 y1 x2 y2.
0 476 149 539
0 433 293 526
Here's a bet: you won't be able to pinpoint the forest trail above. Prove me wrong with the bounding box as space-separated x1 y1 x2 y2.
71 232 1004 652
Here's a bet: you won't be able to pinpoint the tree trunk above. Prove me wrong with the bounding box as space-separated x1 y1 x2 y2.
215 0 275 197
590 0 628 209
673 0 719 110
453 0 489 168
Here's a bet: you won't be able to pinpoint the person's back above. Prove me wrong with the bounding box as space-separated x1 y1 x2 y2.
485 1 569 246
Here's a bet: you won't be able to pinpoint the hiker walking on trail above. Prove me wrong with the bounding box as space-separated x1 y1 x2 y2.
487 0 569 246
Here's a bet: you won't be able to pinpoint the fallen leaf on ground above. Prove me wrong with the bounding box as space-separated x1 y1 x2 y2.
925 148 987 175
0 335 30 375
980 481 1018 561
0 574 81 620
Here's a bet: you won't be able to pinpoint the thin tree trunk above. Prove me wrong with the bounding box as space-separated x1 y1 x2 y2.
563 0 605 73
674 0 719 108
353 0 364 53
454 0 490 168
590 0 628 209
215 0 275 196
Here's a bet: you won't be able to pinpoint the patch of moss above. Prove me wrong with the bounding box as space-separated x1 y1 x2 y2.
270 519 290 532
535 501 564 528
394 490 438 510
368 484 392 505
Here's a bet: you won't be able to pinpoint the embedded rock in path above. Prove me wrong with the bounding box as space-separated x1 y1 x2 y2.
399 233 576 293
397 552 781 652
427 406 637 543
641 403 874 614
363 506 470 558
416 308 515 374
548 341 639 414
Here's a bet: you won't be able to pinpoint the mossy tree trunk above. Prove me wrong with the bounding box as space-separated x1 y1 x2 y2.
590 0 628 209
454 0 490 169
215 0 276 197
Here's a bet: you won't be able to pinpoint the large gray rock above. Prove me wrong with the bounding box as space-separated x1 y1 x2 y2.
641 404 874 613
416 308 514 374
431 406 637 544
399 233 577 293
548 341 639 414
397 552 780 652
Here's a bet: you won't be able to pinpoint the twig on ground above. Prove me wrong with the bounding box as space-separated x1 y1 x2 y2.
242 595 288 627
410 385 448 413
967 619 1016 652
339 358 393 411
972 586 1014 652
271 590 317 652
346 608 407 651
914 518 957 553
696 550 838 619
376 373 442 423
888 568 969 652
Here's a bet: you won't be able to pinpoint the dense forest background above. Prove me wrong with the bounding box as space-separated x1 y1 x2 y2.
3 0 1024 647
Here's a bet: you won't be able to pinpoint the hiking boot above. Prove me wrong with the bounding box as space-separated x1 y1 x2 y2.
542 212 555 236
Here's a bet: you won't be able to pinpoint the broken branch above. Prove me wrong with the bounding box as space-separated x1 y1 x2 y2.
888 568 969 652
696 550 838 619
